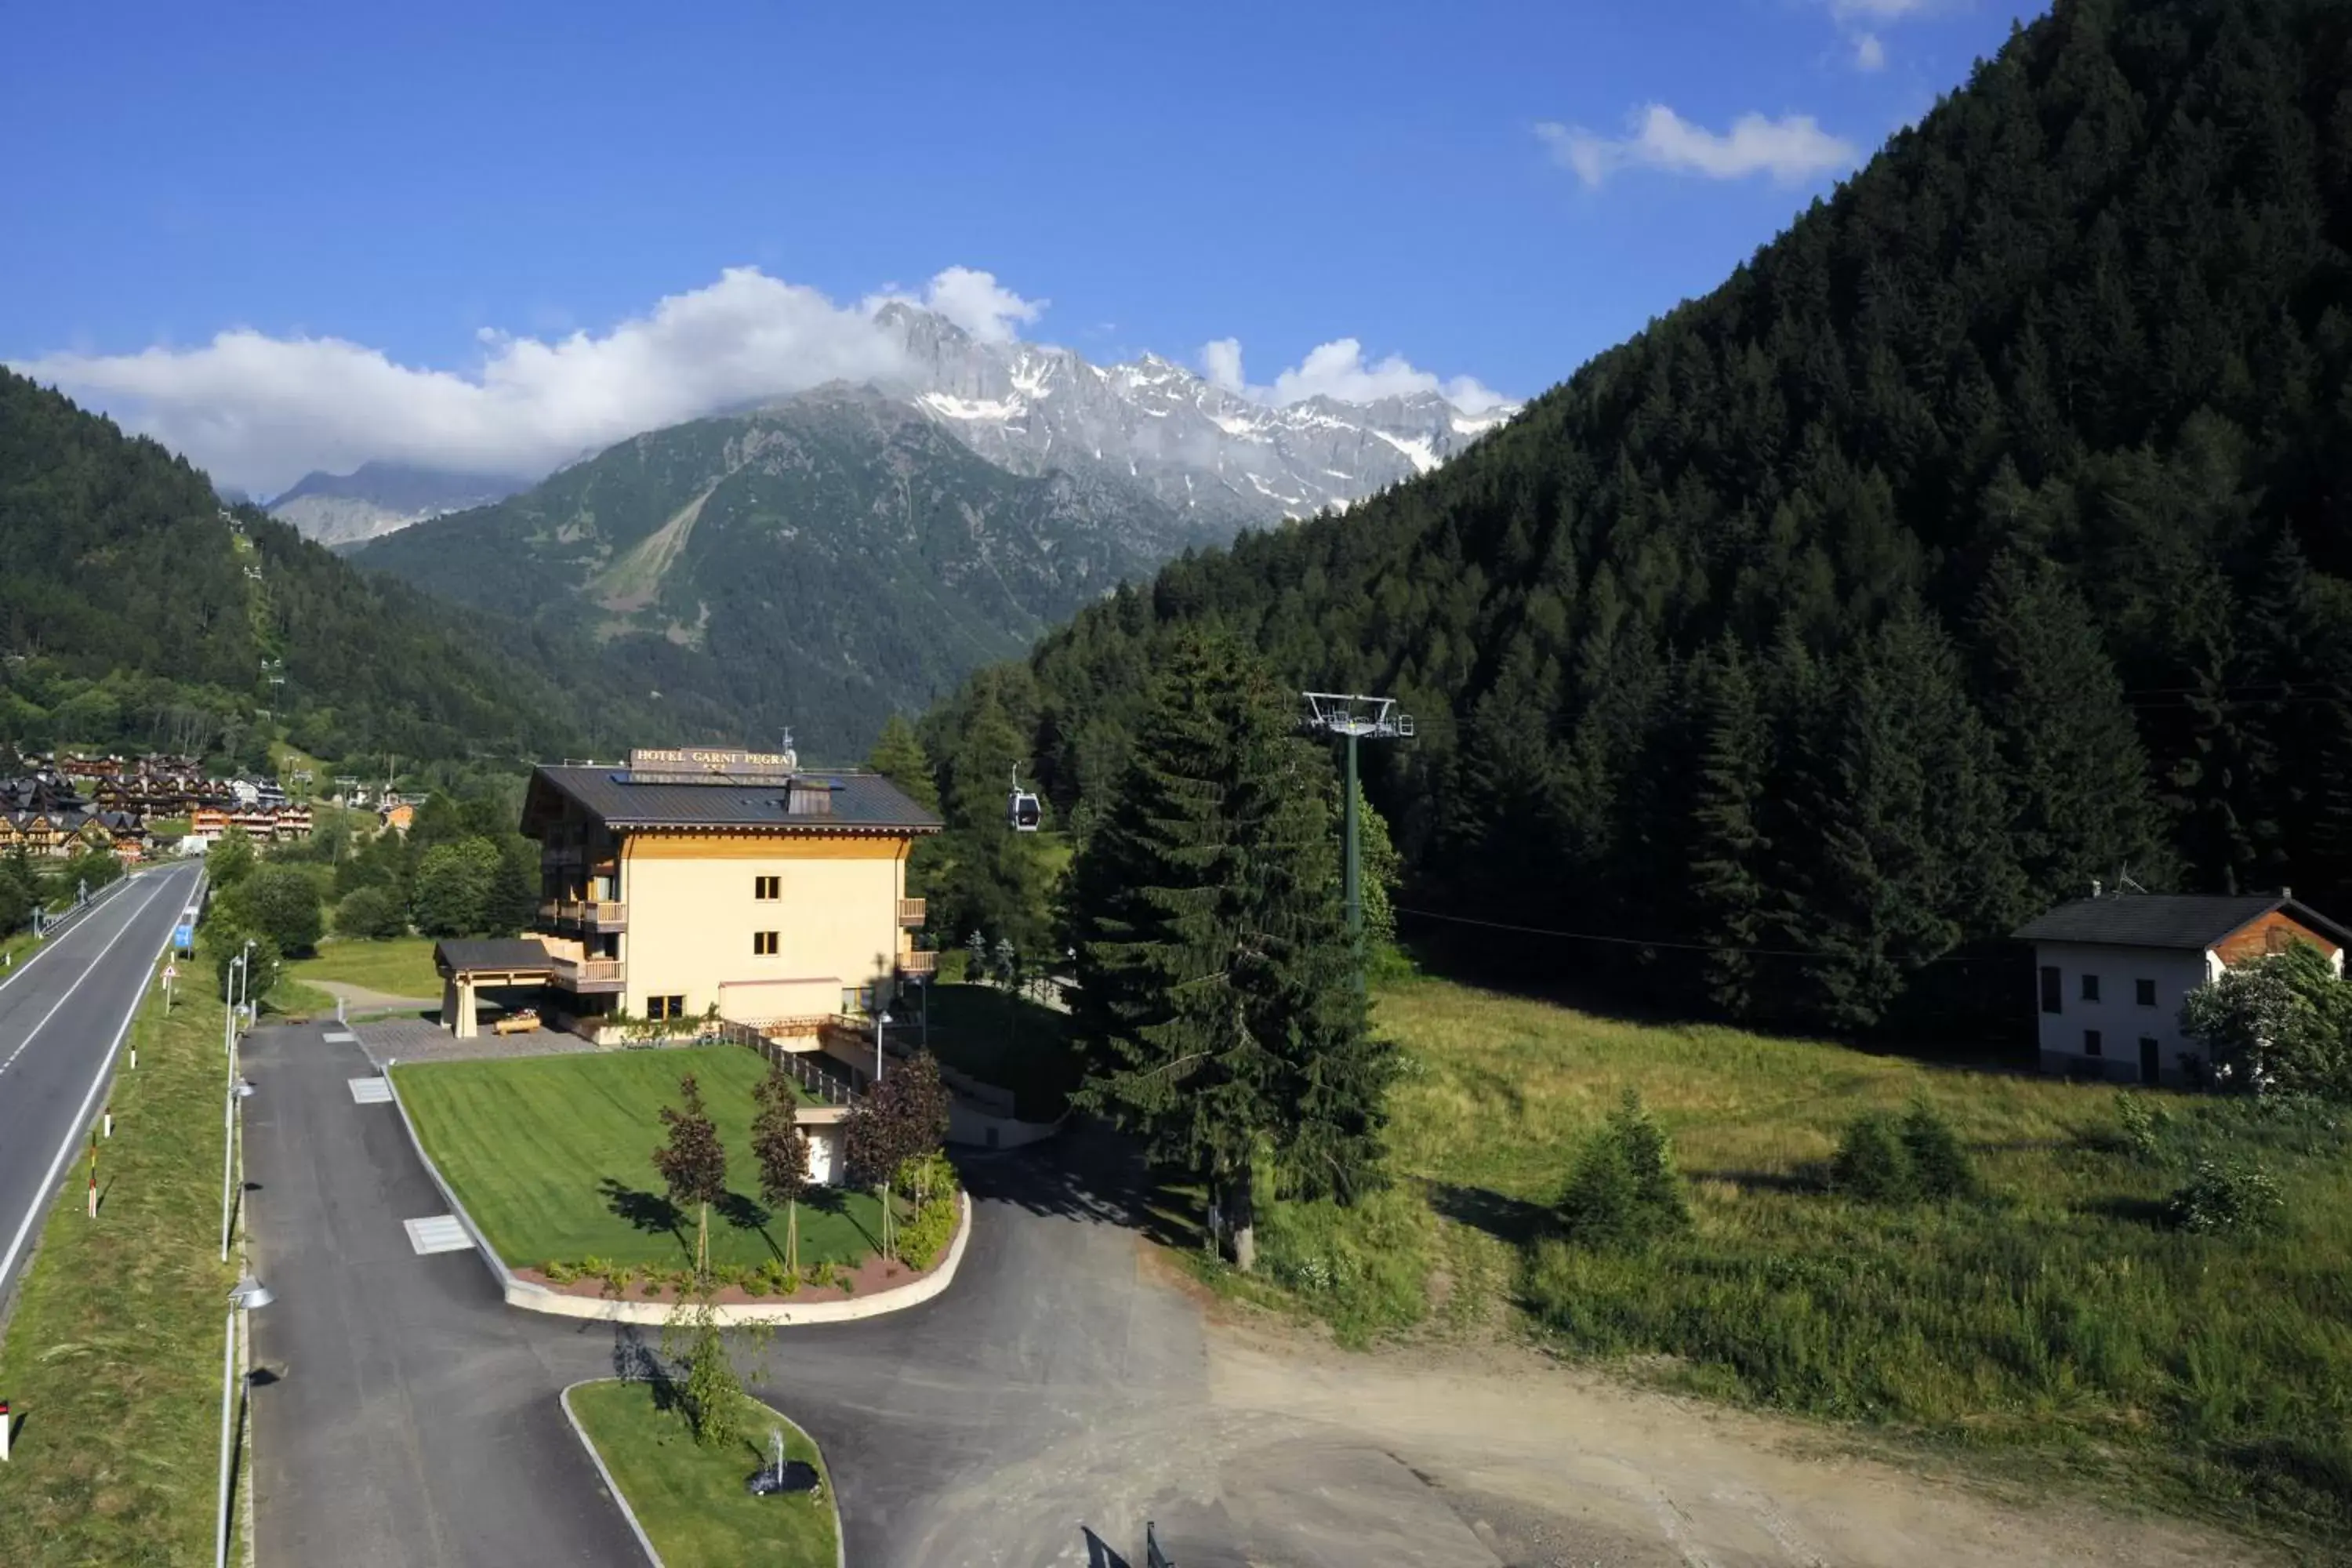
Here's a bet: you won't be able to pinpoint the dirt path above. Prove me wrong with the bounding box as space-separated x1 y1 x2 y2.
1198 1316 2275 1568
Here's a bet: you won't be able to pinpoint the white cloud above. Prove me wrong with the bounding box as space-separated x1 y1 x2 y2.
14 267 1056 496
1853 31 1887 71
1196 336 1510 415
1537 105 1858 189
862 266 1044 344
1831 0 1927 16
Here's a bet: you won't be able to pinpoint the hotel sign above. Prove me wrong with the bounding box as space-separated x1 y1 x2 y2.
628 747 796 779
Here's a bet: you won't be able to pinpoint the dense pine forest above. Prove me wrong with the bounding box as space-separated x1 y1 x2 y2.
0 369 703 775
920 0 2352 1037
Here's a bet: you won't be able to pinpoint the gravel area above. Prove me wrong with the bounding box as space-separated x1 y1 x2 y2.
354 1016 604 1068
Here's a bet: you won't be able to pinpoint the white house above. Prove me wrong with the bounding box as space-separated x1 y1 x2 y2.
2012 891 2350 1086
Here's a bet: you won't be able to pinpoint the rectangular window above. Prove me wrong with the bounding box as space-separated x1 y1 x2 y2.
2038 966 2062 1014
2083 1029 2102 1057
753 875 780 901
647 994 685 1022
2136 978 2156 1007
840 985 874 1017
2080 973 2100 1002
753 931 779 956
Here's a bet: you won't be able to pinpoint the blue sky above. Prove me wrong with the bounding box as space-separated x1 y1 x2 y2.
2 0 2039 494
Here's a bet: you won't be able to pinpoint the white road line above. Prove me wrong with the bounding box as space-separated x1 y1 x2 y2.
0 872 136 1007
403 1215 473 1255
348 1076 393 1103
0 868 191 1298
0 875 169 1080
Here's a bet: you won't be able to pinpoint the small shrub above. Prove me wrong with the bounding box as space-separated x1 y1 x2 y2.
543 1259 580 1284
898 1194 959 1271
1898 1102 1976 1200
1557 1091 1689 1250
2115 1091 2171 1160
2166 1157 2285 1234
1831 1112 1912 1202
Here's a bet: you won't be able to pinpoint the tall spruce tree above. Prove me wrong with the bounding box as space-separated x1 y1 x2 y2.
1782 608 2020 1030
1068 632 1388 1270
1968 551 2168 905
1686 643 1773 1016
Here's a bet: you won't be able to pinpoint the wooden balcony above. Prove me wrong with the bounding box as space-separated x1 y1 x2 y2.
539 898 628 932
898 949 938 978
897 897 927 927
549 956 626 994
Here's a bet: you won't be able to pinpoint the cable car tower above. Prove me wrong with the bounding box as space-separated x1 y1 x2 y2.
1301 693 1414 975
1007 765 1043 833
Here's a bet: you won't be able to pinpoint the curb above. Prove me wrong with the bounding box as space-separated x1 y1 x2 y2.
557 1382 663 1567
379 1060 973 1326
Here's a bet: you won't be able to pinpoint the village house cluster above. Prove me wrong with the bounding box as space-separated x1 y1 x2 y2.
0 751 319 864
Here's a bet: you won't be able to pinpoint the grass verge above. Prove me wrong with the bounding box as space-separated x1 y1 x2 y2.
1196 975 2352 1548
568 1379 837 1567
285 935 439 998
0 965 233 1564
392 1047 884 1273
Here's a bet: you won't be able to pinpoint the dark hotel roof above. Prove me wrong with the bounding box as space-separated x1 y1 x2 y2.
2012 894 2352 951
434 938 554 975
524 764 942 835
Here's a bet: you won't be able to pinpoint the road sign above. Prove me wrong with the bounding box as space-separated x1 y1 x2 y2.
163 964 179 982
172 923 194 951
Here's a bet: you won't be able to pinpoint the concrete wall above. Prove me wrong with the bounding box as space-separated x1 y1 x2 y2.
617 833 907 1022
2031 941 2209 1085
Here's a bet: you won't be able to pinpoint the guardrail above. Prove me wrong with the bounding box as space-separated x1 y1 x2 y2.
538 898 627 929
710 1018 864 1105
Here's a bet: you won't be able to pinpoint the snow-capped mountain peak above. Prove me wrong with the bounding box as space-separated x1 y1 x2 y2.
871 306 1514 529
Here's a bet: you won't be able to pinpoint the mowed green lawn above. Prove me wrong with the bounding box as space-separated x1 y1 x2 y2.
392 1047 882 1272
288 935 441 997
568 1381 836 1568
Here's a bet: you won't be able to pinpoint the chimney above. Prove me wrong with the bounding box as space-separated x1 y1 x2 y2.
2281 885 2292 900
2091 879 2102 899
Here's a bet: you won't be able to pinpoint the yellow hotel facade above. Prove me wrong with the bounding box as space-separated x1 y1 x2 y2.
511 747 940 1034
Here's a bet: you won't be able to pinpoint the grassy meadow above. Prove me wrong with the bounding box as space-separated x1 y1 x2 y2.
1226 975 2352 1544
392 1047 884 1275
286 935 441 998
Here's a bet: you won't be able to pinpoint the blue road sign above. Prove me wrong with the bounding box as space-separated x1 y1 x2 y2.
173 922 194 951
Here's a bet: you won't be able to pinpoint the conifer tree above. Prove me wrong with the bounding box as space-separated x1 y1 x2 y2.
1968 551 2168 904
1686 644 1772 1016
1069 632 1389 1271
866 712 942 814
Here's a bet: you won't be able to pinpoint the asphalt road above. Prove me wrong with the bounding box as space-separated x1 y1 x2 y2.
241 1018 1506 1568
242 1024 637 1568
0 861 199 1316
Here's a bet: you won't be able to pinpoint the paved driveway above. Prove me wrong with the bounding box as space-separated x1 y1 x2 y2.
241 1024 637 1568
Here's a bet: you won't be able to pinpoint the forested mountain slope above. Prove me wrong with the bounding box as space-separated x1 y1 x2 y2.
0 369 685 771
925 0 2352 1034
356 384 1189 755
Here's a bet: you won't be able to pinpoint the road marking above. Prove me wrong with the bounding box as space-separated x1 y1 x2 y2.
0 876 171 1080
403 1215 473 1255
0 872 135 1008
348 1076 393 1103
321 1030 358 1044
0 866 194 1301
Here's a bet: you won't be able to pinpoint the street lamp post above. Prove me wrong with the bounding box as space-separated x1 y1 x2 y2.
873 1010 892 1087
216 1273 273 1568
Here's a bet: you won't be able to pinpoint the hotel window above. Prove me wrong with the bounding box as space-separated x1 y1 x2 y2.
647 994 685 1022
2038 966 2061 1014
841 984 875 1016
753 875 780 900
2080 973 2100 1002
2136 978 2157 1007
753 931 779 956
2083 1029 2103 1057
